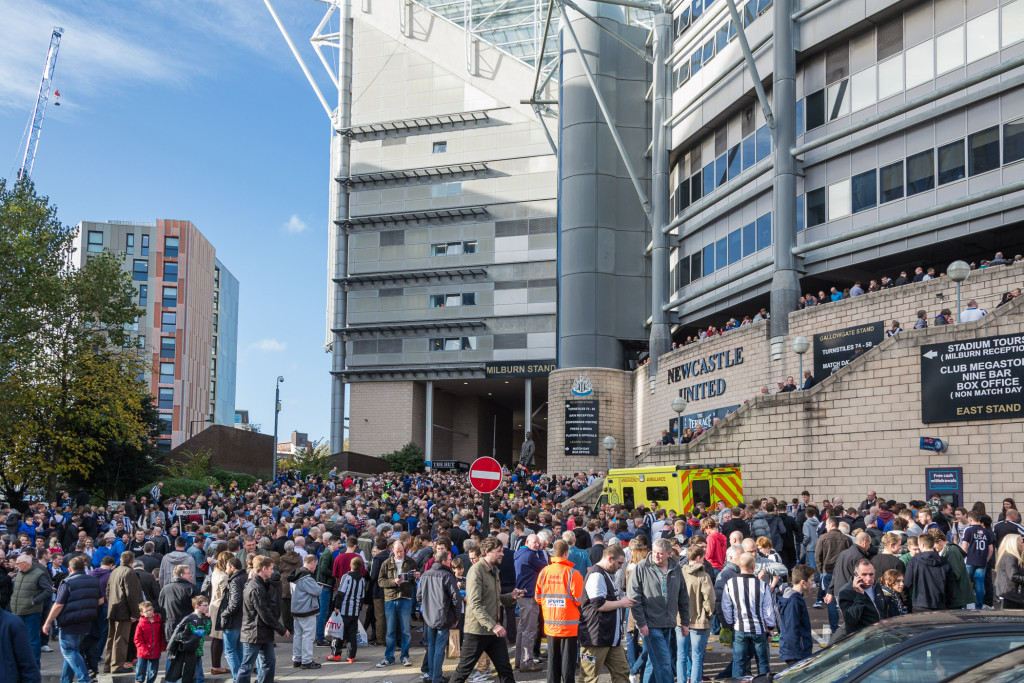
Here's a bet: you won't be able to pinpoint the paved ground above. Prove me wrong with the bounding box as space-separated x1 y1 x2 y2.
41 595 831 683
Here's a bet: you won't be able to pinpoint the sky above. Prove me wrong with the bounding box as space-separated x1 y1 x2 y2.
0 0 345 446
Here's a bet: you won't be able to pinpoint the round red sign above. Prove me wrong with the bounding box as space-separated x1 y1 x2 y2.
469 456 503 494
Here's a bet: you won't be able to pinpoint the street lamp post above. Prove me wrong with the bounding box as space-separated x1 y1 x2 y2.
272 376 284 481
671 396 687 440
948 260 971 322
602 435 617 472
791 336 810 387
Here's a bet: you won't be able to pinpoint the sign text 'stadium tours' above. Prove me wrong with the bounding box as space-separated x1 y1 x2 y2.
813 321 884 378
920 332 1024 423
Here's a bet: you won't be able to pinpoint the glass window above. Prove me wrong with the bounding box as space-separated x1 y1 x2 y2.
690 171 703 203
851 66 877 112
164 236 179 258
159 388 174 410
160 336 175 359
139 285 148 307
938 139 966 185
716 24 729 53
702 39 715 66
796 99 805 136
702 244 715 276
756 214 772 250
87 231 104 253
716 153 728 188
755 125 771 162
126 233 134 254
163 286 177 306
878 54 904 100
692 0 703 20
703 161 715 196
212 290 219 310
431 182 461 197
133 260 148 281
880 161 905 203
161 312 176 332
827 79 850 120
463 240 478 254
851 170 877 213
967 10 998 63
742 222 756 257
741 135 755 171
743 0 756 26
463 292 477 306
728 229 742 264
968 126 1000 175
716 237 728 270
159 362 174 384
806 187 826 227
728 19 737 41
864 636 1021 682
796 194 805 232
1005 118 1024 164
905 39 934 89
756 0 771 13
691 49 703 77
828 179 851 220
430 294 445 308
1004 0 1024 48
907 149 935 195
163 261 178 282
691 249 702 281
727 144 741 180
936 27 965 75
675 61 690 88
141 234 149 255
806 89 826 131
432 141 447 153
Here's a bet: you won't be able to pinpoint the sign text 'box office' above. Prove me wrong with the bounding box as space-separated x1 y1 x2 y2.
565 399 599 456
921 333 1024 423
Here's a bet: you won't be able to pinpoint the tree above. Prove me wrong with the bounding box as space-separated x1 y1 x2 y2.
0 176 150 503
282 437 332 477
381 442 425 473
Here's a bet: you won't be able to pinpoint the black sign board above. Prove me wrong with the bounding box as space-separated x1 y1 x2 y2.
564 400 599 456
431 460 470 472
485 361 556 378
925 467 963 507
669 404 740 435
813 321 884 378
920 333 1024 423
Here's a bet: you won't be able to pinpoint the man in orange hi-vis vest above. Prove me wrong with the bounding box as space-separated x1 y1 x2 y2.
535 540 584 683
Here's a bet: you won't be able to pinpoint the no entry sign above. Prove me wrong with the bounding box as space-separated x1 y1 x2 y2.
469 457 502 494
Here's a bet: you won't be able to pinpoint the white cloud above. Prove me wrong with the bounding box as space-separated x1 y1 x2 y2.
284 214 307 233
250 338 287 352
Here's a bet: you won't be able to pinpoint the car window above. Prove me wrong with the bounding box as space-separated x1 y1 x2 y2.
861 636 1024 682
774 630 908 683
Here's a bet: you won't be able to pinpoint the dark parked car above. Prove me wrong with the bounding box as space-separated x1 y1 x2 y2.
731 612 1024 682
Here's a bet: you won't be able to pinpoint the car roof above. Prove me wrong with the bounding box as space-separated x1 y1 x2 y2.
872 611 1024 633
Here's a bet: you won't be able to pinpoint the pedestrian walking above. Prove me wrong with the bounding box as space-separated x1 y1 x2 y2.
236 556 290 683
214 557 245 679
417 550 462 683
104 551 143 674
721 552 775 678
11 553 52 666
42 555 99 683
579 545 632 683
777 564 814 665
678 545 715 683
133 601 166 683
837 559 888 635
376 540 419 667
448 537 525 683
288 554 322 670
165 595 211 683
536 540 584 683
327 556 367 663
0 607 40 683
513 533 547 672
627 538 690 683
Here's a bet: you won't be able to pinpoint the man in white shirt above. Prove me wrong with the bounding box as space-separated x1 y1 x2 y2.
960 300 988 322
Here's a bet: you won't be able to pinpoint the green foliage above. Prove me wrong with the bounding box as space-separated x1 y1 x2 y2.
210 467 258 491
280 437 332 478
163 448 213 481
381 442 425 473
0 176 150 503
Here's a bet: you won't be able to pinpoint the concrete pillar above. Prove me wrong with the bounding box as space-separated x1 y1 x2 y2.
524 377 533 435
425 380 434 469
649 10 673 381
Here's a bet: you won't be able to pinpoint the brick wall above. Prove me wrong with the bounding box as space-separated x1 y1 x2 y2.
634 298 1024 510
546 368 635 474
349 381 417 456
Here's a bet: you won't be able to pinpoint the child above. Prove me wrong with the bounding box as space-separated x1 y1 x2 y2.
777 564 814 666
327 556 367 663
167 595 212 683
134 601 166 683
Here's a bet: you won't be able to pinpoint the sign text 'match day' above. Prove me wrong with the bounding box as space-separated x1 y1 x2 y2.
666 347 744 402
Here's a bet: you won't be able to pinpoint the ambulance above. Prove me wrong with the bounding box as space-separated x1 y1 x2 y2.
598 463 743 514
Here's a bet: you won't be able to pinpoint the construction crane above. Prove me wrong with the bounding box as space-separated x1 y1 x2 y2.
19 26 64 179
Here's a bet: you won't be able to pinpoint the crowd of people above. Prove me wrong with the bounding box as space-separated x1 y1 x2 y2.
3 469 1024 683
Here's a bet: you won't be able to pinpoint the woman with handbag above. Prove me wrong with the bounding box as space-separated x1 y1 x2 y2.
995 534 1024 609
207 551 232 675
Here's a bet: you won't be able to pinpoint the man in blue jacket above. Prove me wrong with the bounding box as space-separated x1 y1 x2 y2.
513 534 547 672
43 555 101 683
0 607 40 683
